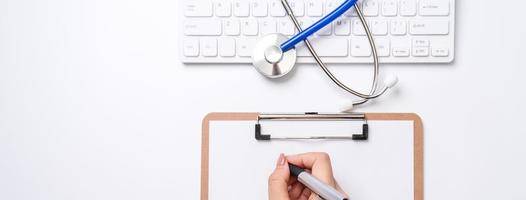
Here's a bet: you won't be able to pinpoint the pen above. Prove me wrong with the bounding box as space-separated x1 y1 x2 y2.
289 164 348 200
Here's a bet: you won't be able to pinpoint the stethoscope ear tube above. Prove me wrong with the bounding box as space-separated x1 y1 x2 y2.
280 0 396 107
251 0 397 109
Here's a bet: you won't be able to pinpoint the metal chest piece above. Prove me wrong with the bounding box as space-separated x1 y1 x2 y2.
252 33 297 79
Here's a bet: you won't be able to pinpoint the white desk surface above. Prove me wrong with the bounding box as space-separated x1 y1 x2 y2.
1 0 525 199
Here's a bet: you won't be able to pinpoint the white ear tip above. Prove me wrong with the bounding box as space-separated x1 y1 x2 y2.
384 75 399 88
339 102 354 113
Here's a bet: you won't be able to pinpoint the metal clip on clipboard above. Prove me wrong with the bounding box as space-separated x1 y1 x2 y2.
255 112 369 141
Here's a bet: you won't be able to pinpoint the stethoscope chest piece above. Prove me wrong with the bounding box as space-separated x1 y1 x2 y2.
252 33 297 79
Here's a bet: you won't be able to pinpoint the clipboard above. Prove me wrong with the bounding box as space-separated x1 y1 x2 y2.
201 112 423 200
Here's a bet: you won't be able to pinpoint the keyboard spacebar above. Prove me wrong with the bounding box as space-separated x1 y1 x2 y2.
297 38 348 57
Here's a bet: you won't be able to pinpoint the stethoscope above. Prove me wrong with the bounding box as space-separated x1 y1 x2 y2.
252 0 398 111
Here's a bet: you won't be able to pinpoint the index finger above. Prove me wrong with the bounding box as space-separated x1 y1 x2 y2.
286 152 333 169
286 152 336 186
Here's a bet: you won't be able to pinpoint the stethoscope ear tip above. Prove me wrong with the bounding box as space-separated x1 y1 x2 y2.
384 75 399 89
339 75 399 113
339 102 354 113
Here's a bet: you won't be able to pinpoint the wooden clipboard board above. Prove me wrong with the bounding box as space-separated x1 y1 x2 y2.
201 112 423 200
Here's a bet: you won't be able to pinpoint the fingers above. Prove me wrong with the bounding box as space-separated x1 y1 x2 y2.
288 181 304 199
286 152 336 187
269 152 344 200
308 193 320 200
301 187 312 200
268 153 290 200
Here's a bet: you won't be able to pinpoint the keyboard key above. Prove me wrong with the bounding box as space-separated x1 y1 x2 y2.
334 19 351 36
201 38 217 57
234 1 250 17
392 39 411 57
325 0 340 14
431 47 449 57
390 20 407 35
392 47 410 57
219 38 236 57
270 0 286 16
375 38 390 57
419 0 450 16
362 0 379 16
412 39 430 47
299 19 314 30
409 20 449 35
372 20 388 35
215 1 231 17
345 7 358 17
260 19 277 35
297 38 348 57
237 39 256 57
183 38 199 57
288 0 305 17
241 19 258 36
412 47 429 57
316 23 332 36
400 0 417 16
352 19 366 36
306 0 323 16
351 38 372 57
184 0 213 17
382 0 398 16
224 20 240 36
252 1 268 17
278 20 295 36
184 19 222 36
344 8 363 17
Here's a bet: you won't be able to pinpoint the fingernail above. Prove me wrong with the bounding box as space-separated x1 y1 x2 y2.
276 153 286 167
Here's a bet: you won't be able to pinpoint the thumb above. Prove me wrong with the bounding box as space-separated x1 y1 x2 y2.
268 153 290 200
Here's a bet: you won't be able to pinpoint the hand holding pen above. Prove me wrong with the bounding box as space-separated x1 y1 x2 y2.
269 152 348 200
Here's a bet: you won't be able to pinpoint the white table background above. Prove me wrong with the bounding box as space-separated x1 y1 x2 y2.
1 0 525 199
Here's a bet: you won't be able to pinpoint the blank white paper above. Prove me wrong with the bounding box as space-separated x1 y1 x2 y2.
208 120 414 200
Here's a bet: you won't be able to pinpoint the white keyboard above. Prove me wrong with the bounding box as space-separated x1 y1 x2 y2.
179 0 455 64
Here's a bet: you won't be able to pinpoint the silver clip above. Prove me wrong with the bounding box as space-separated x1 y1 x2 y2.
255 112 368 141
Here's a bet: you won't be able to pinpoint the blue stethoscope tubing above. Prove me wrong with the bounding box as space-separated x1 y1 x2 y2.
280 0 358 52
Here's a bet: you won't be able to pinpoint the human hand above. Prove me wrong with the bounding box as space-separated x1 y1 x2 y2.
268 152 347 200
